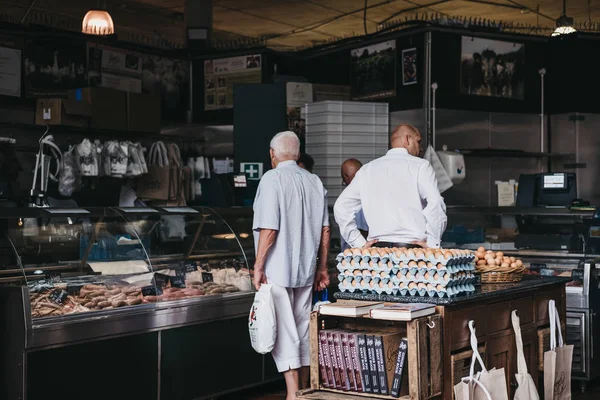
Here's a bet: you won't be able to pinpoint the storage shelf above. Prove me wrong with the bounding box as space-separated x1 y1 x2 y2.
456 149 575 158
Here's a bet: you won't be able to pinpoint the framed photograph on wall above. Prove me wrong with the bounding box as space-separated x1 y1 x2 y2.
460 36 525 99
402 48 417 86
350 40 396 100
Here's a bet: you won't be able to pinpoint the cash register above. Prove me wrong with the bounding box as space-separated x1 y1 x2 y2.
514 172 600 252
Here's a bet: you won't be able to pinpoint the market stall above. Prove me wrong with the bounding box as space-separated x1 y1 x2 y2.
0 206 277 400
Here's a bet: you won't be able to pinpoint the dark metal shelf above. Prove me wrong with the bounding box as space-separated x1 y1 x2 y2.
457 149 575 158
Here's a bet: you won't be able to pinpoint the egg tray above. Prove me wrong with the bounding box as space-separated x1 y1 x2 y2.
337 275 477 298
338 270 476 287
337 262 475 279
336 250 474 267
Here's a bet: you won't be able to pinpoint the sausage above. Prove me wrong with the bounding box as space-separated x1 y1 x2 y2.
108 293 127 302
97 301 111 308
112 300 128 308
127 298 142 306
145 296 158 303
87 291 106 298
83 302 94 308
106 288 121 296
122 287 139 295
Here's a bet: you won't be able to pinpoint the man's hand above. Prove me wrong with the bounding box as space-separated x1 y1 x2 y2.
362 239 378 249
253 267 267 290
411 240 428 248
314 268 330 291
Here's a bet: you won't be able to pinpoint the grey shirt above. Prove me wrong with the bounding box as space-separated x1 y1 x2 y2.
253 160 329 288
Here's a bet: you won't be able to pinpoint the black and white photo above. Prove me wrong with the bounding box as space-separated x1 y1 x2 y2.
350 40 396 100
461 37 524 99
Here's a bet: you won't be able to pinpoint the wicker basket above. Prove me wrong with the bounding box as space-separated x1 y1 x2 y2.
475 263 525 283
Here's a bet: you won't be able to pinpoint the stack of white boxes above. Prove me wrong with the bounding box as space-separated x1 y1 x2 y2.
304 101 389 206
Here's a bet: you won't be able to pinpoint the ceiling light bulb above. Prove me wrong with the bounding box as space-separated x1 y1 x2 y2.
552 26 577 36
82 10 114 35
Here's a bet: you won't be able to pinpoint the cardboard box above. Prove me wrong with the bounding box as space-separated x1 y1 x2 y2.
127 92 161 133
69 87 127 131
35 98 91 128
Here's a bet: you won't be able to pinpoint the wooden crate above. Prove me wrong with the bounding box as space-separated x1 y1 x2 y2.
299 312 442 400
537 323 565 371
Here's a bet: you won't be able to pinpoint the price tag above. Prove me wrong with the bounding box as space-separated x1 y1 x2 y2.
169 275 186 288
153 273 169 288
67 284 83 296
49 289 68 304
142 285 163 296
184 261 197 273
202 272 214 283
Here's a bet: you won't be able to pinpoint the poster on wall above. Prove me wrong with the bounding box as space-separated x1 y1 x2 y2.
286 82 313 139
204 54 262 110
460 36 524 99
24 38 87 97
88 44 142 93
142 55 190 120
402 48 417 86
0 35 22 98
350 40 396 100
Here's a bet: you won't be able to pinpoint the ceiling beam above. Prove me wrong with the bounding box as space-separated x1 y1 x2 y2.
380 0 451 24
301 0 380 24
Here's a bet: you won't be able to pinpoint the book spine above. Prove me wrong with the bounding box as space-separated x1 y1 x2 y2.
320 331 335 389
374 335 389 395
348 333 364 393
317 331 330 388
366 335 380 394
390 338 408 398
327 332 341 388
357 334 372 393
340 332 356 391
333 331 350 391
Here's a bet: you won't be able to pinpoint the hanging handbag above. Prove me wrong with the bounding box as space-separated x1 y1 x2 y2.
136 141 171 201
512 310 540 400
543 300 573 400
454 321 509 400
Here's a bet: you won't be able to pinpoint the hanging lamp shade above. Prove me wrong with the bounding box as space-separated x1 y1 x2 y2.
82 10 114 35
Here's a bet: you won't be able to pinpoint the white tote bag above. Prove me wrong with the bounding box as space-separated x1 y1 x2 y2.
544 300 573 400
454 321 509 400
511 310 540 400
248 284 277 354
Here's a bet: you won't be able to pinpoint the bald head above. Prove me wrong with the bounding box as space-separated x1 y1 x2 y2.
341 158 362 186
390 124 422 157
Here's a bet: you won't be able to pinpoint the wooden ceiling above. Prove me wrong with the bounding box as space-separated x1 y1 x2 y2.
2 0 599 49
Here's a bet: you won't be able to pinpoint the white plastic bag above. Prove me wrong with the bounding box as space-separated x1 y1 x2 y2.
248 284 277 354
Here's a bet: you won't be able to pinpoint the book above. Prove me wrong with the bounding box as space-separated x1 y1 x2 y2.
319 301 384 317
369 303 435 321
347 332 364 392
332 331 351 390
356 334 372 393
327 331 341 388
317 331 330 388
366 335 380 394
340 332 356 391
374 335 389 395
390 338 408 398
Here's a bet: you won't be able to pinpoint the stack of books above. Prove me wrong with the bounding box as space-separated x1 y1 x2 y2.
317 329 408 398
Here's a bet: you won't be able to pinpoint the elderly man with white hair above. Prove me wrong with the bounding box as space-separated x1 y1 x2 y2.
252 131 330 400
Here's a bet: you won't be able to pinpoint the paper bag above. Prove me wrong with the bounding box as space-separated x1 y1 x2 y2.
136 141 171 201
544 300 573 400
454 321 508 400
512 310 540 400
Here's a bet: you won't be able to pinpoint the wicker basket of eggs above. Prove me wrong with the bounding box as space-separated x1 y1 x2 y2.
474 247 525 283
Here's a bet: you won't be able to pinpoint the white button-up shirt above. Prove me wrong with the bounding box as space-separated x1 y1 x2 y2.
334 148 447 248
340 209 368 251
253 160 329 288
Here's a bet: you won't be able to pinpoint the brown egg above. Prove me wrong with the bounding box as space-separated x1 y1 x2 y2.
425 249 434 259
388 281 394 289
437 284 445 291
485 253 495 260
475 251 485 259
495 257 502 265
477 260 487 266
343 249 352 256
509 257 516 262
444 251 453 260
361 248 370 256
352 248 361 256
516 260 523 267
433 272 439 280
408 282 417 289
444 274 450 282
425 272 431 280
510 263 517 268
361 280 368 288
378 261 386 268
496 251 504 258
353 270 361 276
418 283 427 289
399 282 407 289
395 249 403 258
434 250 443 259
369 280 376 288
427 262 435 269
486 250 494 254
408 260 418 267
371 271 377 277
406 272 412 279
477 246 486 252
415 249 425 259
352 280 358 287
369 248 378 257
399 262 406 268
474 256 479 263
378 281 385 288
418 261 427 268
406 249 416 259
501 263 509 268
369 260 375 268
360 260 368 268
396 272 403 279
488 259 497 266
427 283 435 291
341 259 347 266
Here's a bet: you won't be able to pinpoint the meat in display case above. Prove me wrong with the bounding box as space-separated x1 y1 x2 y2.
0 206 267 400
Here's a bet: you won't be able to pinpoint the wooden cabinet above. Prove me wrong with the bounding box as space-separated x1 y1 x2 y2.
442 283 566 399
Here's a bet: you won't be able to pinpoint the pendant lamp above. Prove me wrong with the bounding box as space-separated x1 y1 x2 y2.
552 0 576 36
82 10 114 35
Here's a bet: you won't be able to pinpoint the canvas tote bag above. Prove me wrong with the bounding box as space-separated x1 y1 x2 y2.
544 300 573 400
511 310 540 400
136 141 171 201
454 321 509 400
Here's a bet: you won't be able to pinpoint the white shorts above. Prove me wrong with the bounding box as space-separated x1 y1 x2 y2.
269 282 313 373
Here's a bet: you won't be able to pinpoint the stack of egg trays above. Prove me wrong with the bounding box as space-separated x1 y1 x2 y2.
335 250 477 298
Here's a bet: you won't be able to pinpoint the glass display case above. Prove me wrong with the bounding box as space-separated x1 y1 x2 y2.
0 206 253 321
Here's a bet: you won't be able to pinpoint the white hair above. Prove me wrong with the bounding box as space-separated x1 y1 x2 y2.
270 131 300 161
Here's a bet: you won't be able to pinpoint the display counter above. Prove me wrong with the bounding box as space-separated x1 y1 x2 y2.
0 206 278 400
335 276 569 399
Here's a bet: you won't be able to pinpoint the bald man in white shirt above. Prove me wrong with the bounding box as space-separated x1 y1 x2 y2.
252 131 330 400
334 124 447 249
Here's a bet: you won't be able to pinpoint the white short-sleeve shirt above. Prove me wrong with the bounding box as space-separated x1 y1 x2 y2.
253 160 329 288
341 209 368 251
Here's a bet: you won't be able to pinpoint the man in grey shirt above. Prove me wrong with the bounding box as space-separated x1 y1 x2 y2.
253 131 330 399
